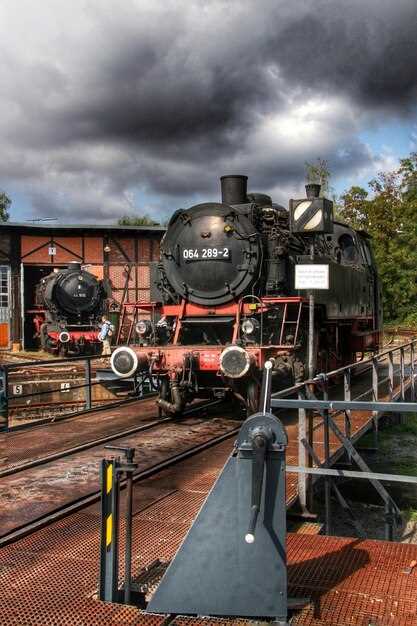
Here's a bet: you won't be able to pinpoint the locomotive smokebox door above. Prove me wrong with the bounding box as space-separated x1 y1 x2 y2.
289 183 333 234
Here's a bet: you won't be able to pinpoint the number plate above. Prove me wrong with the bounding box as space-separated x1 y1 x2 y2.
182 247 231 262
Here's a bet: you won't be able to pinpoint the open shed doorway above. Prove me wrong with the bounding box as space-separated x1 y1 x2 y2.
23 264 65 350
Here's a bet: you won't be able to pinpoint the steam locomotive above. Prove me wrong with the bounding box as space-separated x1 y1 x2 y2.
33 262 109 355
111 175 382 413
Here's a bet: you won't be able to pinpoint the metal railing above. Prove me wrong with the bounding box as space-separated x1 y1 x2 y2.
266 338 417 540
0 353 152 431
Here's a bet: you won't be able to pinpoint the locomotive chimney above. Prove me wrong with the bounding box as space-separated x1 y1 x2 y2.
68 261 82 272
220 175 248 205
305 183 321 199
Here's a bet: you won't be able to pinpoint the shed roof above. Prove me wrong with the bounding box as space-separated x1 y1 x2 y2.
0 221 166 235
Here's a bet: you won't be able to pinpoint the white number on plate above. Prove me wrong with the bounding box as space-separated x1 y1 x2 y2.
183 248 229 259
183 249 199 259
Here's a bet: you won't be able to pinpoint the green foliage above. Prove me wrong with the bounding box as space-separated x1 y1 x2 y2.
340 152 417 322
118 215 159 226
404 508 417 522
0 191 11 222
305 158 334 198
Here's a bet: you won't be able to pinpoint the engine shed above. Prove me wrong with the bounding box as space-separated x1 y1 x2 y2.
0 222 165 351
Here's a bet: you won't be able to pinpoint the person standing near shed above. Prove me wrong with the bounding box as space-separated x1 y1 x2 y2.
98 315 113 356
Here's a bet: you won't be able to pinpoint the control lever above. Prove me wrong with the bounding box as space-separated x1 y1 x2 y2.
245 426 272 544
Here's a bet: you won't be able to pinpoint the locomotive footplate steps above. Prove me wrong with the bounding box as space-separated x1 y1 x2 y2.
148 363 308 623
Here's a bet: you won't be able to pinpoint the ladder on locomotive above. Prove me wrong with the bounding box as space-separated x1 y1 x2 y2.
278 301 303 347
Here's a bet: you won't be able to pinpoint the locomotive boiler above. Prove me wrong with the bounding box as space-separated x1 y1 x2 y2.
33 262 109 355
111 175 382 413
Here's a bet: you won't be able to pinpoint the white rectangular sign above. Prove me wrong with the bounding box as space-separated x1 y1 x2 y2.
61 382 71 393
295 264 329 290
48 246 56 256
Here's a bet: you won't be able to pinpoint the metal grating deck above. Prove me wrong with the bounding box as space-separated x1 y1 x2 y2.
2 433 417 626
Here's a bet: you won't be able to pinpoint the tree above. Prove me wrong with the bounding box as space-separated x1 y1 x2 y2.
305 158 333 197
0 191 11 222
339 152 417 322
117 215 159 226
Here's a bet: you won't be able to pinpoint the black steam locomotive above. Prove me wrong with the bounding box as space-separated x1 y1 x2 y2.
34 262 109 355
111 175 382 413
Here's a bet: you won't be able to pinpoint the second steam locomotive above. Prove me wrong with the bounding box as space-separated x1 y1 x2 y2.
33 262 109 355
111 175 382 413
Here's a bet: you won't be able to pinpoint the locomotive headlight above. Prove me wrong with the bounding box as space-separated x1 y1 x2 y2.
135 319 152 337
219 345 252 379
241 318 260 336
59 331 70 343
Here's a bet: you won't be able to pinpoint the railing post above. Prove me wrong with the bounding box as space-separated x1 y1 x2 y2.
0 367 8 431
372 357 379 448
400 347 405 403
343 368 351 440
85 358 92 410
322 377 331 535
411 342 416 402
388 351 394 401
384 501 395 542
297 389 310 514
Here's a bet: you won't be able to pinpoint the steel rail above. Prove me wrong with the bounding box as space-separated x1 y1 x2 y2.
5 393 157 433
0 422 239 548
0 398 224 479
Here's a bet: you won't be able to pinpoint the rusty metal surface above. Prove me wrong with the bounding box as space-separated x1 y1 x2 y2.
0 417 240 539
1 434 417 626
0 397 158 472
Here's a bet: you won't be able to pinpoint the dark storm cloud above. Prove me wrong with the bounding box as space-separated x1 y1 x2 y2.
0 0 416 221
275 0 417 111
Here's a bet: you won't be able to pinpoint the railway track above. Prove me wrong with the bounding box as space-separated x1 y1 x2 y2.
0 399 239 547
0 398 223 478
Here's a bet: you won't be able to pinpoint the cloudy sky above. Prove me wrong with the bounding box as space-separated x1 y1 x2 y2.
0 0 416 224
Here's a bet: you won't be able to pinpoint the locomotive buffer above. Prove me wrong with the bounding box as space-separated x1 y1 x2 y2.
148 361 307 624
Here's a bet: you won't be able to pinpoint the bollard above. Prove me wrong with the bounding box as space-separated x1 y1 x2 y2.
99 457 121 602
99 446 139 606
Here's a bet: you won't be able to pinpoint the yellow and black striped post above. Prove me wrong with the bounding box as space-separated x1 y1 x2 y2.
99 457 121 602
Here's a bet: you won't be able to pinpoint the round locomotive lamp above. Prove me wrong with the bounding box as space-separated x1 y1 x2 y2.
135 319 153 337
219 345 251 379
241 318 260 336
59 330 70 343
110 346 139 379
